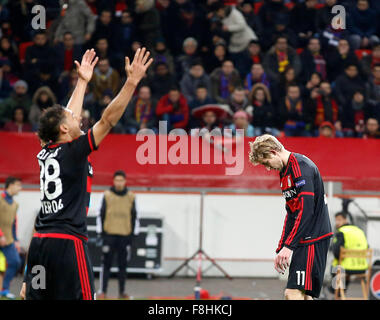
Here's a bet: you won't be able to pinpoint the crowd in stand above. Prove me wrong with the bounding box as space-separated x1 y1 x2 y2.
0 0 379 139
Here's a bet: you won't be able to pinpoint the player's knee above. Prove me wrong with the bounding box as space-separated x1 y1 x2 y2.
284 289 304 300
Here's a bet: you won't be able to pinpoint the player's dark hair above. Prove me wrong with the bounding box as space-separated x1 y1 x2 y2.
5 176 21 189
113 170 126 178
335 211 348 219
38 104 66 144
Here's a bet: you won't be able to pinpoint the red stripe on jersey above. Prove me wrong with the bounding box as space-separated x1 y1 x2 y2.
74 240 88 300
299 192 314 197
285 197 304 246
290 155 301 178
88 130 94 151
276 214 289 252
300 232 333 244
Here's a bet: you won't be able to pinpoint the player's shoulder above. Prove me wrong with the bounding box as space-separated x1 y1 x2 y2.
292 153 318 175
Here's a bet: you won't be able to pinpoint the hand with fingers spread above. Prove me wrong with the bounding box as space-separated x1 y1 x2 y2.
125 47 154 86
274 246 293 274
74 48 99 83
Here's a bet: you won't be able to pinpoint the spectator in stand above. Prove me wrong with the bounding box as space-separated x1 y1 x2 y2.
348 0 379 50
365 64 380 111
239 1 263 40
190 105 226 133
316 0 337 35
180 59 211 104
302 72 322 100
29 63 59 95
249 83 279 136
279 84 313 137
28 86 57 131
227 86 252 115
225 110 255 138
94 38 124 74
244 63 272 93
300 38 328 83
318 121 336 138
55 32 82 76
363 117 380 139
54 0 95 46
91 9 119 52
310 81 342 136
0 61 12 101
334 63 365 108
7 1 35 41
148 61 176 100
273 65 299 103
97 89 125 133
124 85 157 134
91 57 120 101
214 3 258 77
117 10 136 55
0 80 31 126
135 0 161 50
188 85 216 129
0 59 18 88
204 42 229 74
0 37 20 75
150 39 175 77
289 0 318 48
210 60 241 104
360 43 380 78
326 39 360 81
341 89 373 137
176 37 200 79
156 86 189 131
263 35 301 83
25 31 56 81
2 106 32 133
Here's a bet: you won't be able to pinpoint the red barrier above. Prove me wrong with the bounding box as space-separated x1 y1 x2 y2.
0 132 380 191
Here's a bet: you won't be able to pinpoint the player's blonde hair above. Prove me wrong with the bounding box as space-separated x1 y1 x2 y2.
248 134 284 165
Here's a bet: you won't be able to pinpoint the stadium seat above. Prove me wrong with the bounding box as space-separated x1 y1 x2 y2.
334 247 373 300
253 1 264 14
18 41 34 64
355 49 372 60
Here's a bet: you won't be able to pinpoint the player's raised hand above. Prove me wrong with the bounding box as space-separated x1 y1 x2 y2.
125 47 153 86
74 48 98 83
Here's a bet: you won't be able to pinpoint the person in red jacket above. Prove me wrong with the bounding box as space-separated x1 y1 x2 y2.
156 86 189 130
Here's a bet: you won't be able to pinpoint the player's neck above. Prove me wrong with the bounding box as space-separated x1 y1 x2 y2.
280 149 292 169
55 133 74 144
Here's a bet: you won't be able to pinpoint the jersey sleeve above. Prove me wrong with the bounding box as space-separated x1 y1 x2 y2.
276 212 294 253
69 129 98 159
283 164 316 250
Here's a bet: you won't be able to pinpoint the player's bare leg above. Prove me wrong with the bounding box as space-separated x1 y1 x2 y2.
284 288 305 300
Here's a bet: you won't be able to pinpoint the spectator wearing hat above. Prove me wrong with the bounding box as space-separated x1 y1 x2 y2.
28 86 57 131
2 106 32 133
191 104 227 133
225 110 255 138
249 83 279 137
123 86 158 134
318 121 335 138
0 80 31 126
148 61 176 100
180 59 211 104
156 86 189 131
362 117 380 139
210 60 241 104
91 57 120 101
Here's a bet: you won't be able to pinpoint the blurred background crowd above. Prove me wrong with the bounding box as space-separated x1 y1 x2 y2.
0 0 379 139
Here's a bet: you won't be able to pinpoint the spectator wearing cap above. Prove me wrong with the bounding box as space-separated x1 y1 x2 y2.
156 86 189 131
54 0 95 46
91 57 120 101
348 0 379 51
0 80 31 126
135 0 161 51
326 39 360 82
123 85 158 134
210 60 241 104
318 121 335 138
334 63 365 108
363 118 380 139
176 37 200 78
148 61 176 100
150 39 175 77
263 35 301 83
180 59 211 104
225 110 255 138
2 106 32 133
190 104 226 133
249 83 279 137
300 38 327 83
214 4 258 77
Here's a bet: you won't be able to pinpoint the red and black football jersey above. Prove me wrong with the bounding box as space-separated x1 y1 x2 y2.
34 129 97 240
276 153 333 253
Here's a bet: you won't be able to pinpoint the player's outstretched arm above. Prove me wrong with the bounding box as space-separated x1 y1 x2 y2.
66 48 98 118
92 47 153 147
